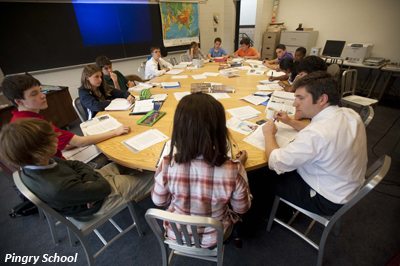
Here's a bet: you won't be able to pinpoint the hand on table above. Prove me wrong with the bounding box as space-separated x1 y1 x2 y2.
113 125 131 136
262 119 277 136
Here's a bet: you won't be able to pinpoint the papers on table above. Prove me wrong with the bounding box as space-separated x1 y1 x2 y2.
227 117 258 135
219 69 239 78
174 91 191 101
245 59 264 65
259 79 280 85
257 84 283 91
151 94 168 101
104 98 133 111
247 68 265 75
266 91 296 119
236 65 252 71
227 106 261 120
166 69 184 75
241 95 269 105
123 129 168 152
172 64 187 69
80 114 122 136
62 145 101 163
209 93 230 99
267 70 286 77
171 75 188 79
232 58 244 63
203 72 220 77
131 99 154 114
243 122 298 151
161 82 181 89
128 82 153 92
192 74 207 80
254 91 273 97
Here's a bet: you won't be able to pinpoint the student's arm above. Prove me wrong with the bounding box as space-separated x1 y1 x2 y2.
230 163 252 214
68 125 130 147
145 59 166 80
159 58 173 70
262 121 279 161
244 48 260 59
233 49 240 58
270 74 289 81
109 71 121 90
207 48 213 59
275 112 310 131
151 160 172 206
110 88 135 103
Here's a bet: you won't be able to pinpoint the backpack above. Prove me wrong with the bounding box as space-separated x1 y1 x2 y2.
9 201 38 218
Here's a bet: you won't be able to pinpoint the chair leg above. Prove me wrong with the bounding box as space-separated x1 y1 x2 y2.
44 213 59 245
127 201 143 237
267 196 280 231
67 228 79 247
78 236 95 266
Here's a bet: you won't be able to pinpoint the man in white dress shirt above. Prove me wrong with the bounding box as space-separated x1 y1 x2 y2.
144 47 173 80
262 71 367 216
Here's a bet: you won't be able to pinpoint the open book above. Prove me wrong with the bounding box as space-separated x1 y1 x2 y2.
123 129 168 152
80 114 122 136
104 98 134 111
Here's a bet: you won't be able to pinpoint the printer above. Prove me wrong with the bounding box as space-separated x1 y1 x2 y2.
341 43 373 64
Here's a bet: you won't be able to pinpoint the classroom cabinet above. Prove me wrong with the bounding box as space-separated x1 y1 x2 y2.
261 32 280 60
280 31 318 56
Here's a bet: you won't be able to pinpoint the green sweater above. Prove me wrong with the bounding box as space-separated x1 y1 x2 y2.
104 70 128 92
22 158 111 217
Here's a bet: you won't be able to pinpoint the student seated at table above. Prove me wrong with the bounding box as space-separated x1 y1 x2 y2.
0 119 154 219
207 37 228 59
263 44 293 69
262 71 367 216
269 58 295 83
1 74 131 159
79 64 135 118
145 46 173 80
187 41 206 60
152 93 252 248
233 37 260 59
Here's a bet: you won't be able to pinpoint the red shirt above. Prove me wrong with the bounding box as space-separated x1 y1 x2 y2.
11 110 75 159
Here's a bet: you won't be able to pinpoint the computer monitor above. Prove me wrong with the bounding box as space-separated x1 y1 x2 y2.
322 40 346 57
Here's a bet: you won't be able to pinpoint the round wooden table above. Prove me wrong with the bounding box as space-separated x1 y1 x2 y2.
97 62 272 171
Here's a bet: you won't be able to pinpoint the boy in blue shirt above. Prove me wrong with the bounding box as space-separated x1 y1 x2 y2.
207 37 228 59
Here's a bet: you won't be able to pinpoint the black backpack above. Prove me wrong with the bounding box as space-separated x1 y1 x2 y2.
9 201 38 218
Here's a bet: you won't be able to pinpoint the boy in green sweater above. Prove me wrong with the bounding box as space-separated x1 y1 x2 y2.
0 118 153 218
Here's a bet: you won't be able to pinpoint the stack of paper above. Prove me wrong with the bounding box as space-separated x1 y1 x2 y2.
208 93 230 99
259 80 280 85
266 91 296 119
105 98 134 111
247 69 265 75
192 74 207 80
80 114 122 136
131 99 154 114
161 82 181 89
267 70 287 77
166 69 184 75
227 106 261 120
151 94 168 101
171 75 188 79
227 117 258 135
219 69 239 78
128 82 153 92
123 129 168 152
241 95 269 105
257 84 283 91
245 59 264 65
203 72 220 77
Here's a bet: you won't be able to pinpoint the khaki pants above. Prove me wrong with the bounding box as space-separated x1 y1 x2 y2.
95 163 154 215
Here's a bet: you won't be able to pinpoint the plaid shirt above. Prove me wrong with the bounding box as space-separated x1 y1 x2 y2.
152 157 251 247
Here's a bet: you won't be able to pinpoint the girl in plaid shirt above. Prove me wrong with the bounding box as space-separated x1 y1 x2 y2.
152 93 251 248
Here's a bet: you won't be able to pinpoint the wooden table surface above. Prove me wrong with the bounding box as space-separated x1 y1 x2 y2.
97 62 273 171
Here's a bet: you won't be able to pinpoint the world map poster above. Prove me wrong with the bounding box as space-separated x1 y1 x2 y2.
159 2 200 47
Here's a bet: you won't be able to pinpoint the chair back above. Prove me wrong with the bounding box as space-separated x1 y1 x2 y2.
180 54 191 62
145 208 224 266
327 64 341 81
341 69 358 97
359 105 374 127
72 97 92 122
137 60 147 79
169 57 178 66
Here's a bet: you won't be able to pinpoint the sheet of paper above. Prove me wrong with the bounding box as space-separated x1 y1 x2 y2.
104 98 133 111
241 95 269 105
254 91 272 97
123 129 168 152
267 70 287 77
259 80 280 85
172 64 187 69
151 94 168 101
236 65 252 71
62 145 101 163
171 75 188 79
174 91 191 101
166 69 184 75
243 123 298 151
245 59 264 65
132 99 154 113
266 102 296 119
81 114 122 136
192 74 207 80
161 82 180 88
247 69 265 75
257 84 283 91
208 93 230 99
203 72 220 77
227 117 258 135
227 106 261 120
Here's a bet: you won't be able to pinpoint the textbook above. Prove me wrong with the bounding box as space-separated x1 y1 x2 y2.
62 145 101 163
80 114 122 136
104 98 134 111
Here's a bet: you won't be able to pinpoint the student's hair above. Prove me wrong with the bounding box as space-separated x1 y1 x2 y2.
240 37 251 46
0 118 57 167
279 58 294 72
190 42 199 48
293 71 339 105
276 44 286 50
80 64 112 98
297 56 327 74
214 37 222 43
95 55 112 69
295 47 307 56
170 93 230 166
0 74 41 107
150 46 160 53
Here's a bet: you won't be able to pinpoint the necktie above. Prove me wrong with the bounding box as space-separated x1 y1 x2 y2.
157 62 161 70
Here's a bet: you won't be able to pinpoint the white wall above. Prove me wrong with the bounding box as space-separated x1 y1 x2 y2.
253 0 273 51
277 0 400 62
32 0 236 100
239 0 257 25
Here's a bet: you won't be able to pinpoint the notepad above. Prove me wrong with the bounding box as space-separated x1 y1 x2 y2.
130 99 154 115
123 129 168 152
104 98 133 111
227 106 261 120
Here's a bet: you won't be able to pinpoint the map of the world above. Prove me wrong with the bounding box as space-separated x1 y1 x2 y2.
159 2 200 47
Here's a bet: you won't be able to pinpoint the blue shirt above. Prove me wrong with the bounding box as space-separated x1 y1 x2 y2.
208 47 227 57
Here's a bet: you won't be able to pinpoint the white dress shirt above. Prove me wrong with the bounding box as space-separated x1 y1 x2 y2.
269 106 367 204
145 57 173 80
